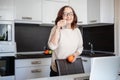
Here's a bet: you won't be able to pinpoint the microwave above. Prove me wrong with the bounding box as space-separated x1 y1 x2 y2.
0 21 16 56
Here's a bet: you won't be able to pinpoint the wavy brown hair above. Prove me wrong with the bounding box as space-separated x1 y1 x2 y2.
55 5 78 29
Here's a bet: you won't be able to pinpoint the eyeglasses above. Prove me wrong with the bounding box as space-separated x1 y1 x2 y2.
63 12 74 17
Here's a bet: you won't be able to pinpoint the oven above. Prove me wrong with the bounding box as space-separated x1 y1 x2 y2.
0 56 15 80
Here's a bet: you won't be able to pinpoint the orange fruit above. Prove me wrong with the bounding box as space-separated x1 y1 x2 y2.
67 55 74 63
44 50 49 54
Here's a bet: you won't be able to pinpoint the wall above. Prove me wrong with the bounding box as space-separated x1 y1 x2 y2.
114 0 120 56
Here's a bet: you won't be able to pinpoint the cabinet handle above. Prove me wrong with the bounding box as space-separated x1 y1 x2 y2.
52 20 55 23
89 20 97 23
31 69 42 73
31 61 41 64
82 59 88 62
78 21 83 23
22 17 32 20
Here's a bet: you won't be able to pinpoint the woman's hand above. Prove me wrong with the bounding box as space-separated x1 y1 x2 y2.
71 51 80 63
67 53 77 63
56 20 66 29
71 53 77 63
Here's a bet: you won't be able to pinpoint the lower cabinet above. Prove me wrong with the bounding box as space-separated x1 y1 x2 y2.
15 58 51 80
81 56 120 80
81 57 91 73
117 76 120 80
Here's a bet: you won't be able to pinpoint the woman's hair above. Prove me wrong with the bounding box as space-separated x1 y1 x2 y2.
55 5 78 29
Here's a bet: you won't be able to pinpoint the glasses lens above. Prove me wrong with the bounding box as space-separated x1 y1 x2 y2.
63 12 73 16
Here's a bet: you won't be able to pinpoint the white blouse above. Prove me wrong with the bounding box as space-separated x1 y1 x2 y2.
48 26 83 72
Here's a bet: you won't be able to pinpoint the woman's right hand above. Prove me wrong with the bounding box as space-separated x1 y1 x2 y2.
56 20 66 29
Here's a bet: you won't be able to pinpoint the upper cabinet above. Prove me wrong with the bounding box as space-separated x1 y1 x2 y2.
87 0 100 24
42 0 69 24
69 0 100 25
12 0 114 24
69 0 87 24
14 0 42 24
100 0 114 23
0 0 14 20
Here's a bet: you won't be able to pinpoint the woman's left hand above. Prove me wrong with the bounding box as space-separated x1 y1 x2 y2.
71 53 77 63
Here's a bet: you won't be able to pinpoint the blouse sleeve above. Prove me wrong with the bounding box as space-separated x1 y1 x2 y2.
76 28 83 54
48 26 59 50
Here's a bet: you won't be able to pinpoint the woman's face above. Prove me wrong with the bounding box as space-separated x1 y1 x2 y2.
62 7 74 25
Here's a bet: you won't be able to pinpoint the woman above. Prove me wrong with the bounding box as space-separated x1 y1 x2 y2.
48 5 83 76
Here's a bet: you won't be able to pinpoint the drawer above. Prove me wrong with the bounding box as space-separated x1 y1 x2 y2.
15 66 50 80
15 58 51 67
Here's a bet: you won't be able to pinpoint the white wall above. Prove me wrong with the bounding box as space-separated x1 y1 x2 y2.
114 0 120 56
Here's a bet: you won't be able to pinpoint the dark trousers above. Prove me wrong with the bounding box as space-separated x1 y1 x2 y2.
50 66 58 77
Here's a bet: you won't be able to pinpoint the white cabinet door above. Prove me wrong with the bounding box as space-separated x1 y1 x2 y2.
15 58 51 80
15 58 51 67
42 0 68 24
81 57 91 73
69 0 87 24
100 0 114 23
87 0 100 24
69 0 100 24
0 76 15 80
15 66 50 80
15 0 42 24
0 0 14 20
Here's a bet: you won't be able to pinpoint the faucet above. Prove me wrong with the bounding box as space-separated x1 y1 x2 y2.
88 42 94 54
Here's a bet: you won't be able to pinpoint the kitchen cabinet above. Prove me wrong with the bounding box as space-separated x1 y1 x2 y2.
81 51 115 73
0 76 14 80
15 58 51 80
14 0 42 24
117 76 120 80
81 56 91 73
42 0 69 24
69 0 87 24
100 0 114 23
69 0 100 25
0 0 14 20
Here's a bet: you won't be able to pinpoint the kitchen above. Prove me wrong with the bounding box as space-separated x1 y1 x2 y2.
0 0 120 80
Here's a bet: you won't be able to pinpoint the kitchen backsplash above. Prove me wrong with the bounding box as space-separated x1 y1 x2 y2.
15 23 114 53
15 23 52 52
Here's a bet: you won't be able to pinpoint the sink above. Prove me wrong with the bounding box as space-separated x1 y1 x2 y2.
81 50 115 57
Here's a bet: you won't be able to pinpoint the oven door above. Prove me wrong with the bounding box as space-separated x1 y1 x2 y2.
0 56 15 76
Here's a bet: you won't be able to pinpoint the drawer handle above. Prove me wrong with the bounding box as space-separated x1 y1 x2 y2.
31 69 42 73
22 17 32 20
89 20 97 23
82 59 88 62
52 20 55 23
78 21 83 23
31 61 41 64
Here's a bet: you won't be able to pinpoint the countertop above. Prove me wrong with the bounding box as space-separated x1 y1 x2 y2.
80 50 115 57
15 51 51 59
15 50 115 59
27 73 89 80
